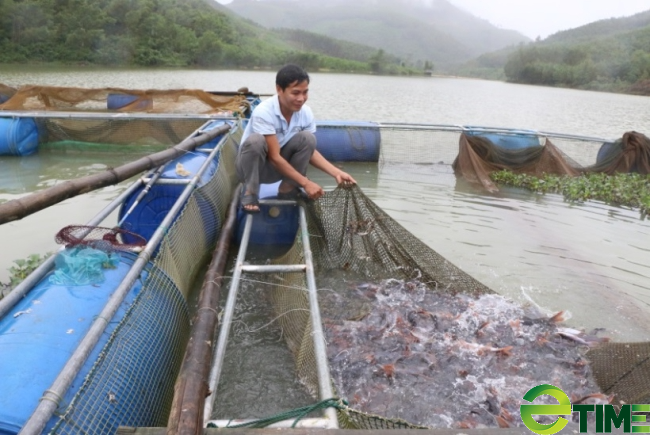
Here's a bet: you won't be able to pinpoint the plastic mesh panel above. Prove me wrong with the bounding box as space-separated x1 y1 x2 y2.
47 122 243 435
42 117 206 147
49 268 191 434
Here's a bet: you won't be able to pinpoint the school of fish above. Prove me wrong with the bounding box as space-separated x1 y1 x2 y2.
320 277 610 429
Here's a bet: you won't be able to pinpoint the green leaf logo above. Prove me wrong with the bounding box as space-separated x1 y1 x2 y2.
521 384 572 435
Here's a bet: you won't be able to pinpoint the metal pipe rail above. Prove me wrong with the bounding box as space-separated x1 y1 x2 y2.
18 121 232 435
377 122 611 143
204 204 339 429
208 418 333 429
0 110 239 120
0 178 144 319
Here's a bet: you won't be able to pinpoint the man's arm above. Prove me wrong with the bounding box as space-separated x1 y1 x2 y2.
265 134 323 198
309 150 357 185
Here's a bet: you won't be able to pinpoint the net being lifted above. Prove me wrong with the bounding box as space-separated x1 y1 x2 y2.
267 186 650 430
453 130 650 192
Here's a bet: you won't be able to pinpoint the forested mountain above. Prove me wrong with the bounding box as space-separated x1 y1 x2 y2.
451 10 650 94
225 0 530 68
0 0 401 72
502 11 650 94
544 10 650 45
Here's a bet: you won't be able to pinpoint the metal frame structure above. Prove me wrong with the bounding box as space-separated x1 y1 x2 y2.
16 121 232 435
204 199 338 430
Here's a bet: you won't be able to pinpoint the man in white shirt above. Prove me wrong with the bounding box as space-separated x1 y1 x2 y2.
236 64 356 213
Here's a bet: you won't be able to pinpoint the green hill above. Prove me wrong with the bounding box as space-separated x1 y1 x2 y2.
225 0 530 68
453 10 650 94
0 0 401 73
502 10 650 94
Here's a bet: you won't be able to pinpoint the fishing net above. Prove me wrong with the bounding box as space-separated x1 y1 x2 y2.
48 226 147 286
0 84 250 115
453 130 650 192
46 128 242 435
55 225 147 252
265 185 650 429
0 84 253 150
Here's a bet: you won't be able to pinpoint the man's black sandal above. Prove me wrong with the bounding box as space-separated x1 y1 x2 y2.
241 192 261 214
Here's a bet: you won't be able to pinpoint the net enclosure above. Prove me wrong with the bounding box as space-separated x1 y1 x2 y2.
0 83 254 151
40 123 243 435
263 184 650 430
0 84 250 114
3 108 648 433
232 124 650 430
452 129 650 192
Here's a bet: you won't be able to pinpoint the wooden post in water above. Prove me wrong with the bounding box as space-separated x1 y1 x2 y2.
166 185 241 435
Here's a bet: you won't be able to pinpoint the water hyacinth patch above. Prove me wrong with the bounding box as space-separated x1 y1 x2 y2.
490 171 650 219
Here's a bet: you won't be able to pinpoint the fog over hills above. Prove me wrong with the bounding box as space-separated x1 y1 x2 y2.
224 0 530 67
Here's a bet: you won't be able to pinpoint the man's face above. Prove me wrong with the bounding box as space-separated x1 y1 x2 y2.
276 80 309 113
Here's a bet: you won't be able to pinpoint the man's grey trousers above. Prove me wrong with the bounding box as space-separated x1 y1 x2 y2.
235 131 316 197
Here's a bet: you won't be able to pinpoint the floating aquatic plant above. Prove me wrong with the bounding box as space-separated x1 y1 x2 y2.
490 171 650 218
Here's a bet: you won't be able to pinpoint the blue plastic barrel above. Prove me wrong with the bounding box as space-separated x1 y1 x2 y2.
119 151 220 246
464 127 541 150
315 120 381 162
107 93 153 111
0 117 39 156
235 181 300 249
118 121 230 247
596 140 619 164
0 252 156 435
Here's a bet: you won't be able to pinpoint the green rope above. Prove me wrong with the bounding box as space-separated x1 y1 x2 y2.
206 398 348 429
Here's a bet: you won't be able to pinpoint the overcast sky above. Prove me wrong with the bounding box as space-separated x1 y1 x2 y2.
448 0 650 39
215 0 650 40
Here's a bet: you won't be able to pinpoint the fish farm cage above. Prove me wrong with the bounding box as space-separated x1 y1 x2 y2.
0 85 649 434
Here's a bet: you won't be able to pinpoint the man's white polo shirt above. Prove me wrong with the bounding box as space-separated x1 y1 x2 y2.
240 95 316 148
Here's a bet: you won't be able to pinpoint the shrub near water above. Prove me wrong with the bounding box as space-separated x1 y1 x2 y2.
0 253 52 299
490 171 650 218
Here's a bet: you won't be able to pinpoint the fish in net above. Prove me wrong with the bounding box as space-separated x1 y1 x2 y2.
269 185 650 429
320 275 609 428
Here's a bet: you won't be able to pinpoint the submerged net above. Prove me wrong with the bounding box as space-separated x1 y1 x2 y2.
453 130 650 192
266 185 650 429
40 117 208 148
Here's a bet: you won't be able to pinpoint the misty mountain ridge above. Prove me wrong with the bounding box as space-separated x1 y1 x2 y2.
542 9 650 44
224 0 530 67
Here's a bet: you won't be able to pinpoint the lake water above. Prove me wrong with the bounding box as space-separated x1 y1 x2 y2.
1 67 649 419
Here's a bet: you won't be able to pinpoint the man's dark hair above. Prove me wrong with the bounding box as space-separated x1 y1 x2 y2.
276 64 310 90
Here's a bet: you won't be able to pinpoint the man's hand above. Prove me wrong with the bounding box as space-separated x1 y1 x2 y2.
303 179 324 200
335 171 357 186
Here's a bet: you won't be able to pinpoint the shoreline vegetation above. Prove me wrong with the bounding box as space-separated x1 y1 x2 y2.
1 62 647 98
1 0 648 96
490 171 650 219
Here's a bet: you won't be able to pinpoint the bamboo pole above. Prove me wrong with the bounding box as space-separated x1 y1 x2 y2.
166 184 242 435
0 123 231 225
